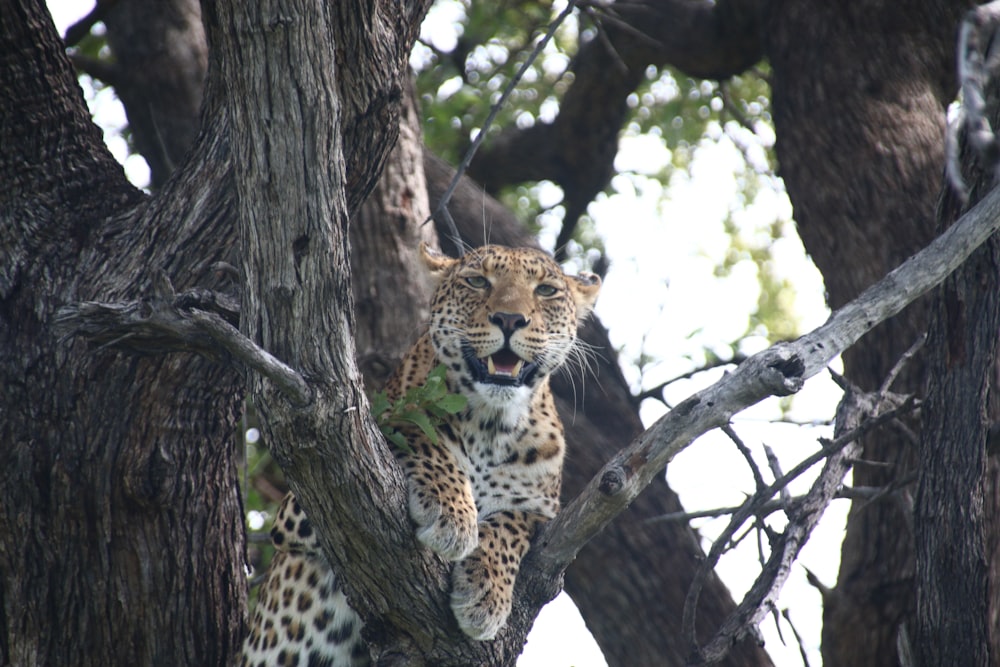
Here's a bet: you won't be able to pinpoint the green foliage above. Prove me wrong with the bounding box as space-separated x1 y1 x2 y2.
715 211 801 344
371 364 468 452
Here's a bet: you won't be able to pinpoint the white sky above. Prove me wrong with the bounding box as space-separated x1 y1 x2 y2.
46 2 848 666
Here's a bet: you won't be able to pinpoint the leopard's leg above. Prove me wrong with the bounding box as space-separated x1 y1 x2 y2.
241 493 370 667
450 510 545 640
397 437 479 561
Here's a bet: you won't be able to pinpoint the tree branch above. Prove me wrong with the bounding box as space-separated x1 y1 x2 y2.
686 377 908 663
53 274 312 406
525 182 1000 624
468 0 766 260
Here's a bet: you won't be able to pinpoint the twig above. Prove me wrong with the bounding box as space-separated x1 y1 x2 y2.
427 1 580 253
634 353 747 405
719 80 756 133
644 482 911 525
781 608 814 667
763 443 791 511
878 333 926 396
722 424 766 493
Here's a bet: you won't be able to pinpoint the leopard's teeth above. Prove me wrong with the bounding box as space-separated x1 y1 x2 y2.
485 356 524 376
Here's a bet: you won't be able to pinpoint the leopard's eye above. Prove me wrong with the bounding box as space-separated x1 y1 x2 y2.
535 284 558 297
465 275 490 289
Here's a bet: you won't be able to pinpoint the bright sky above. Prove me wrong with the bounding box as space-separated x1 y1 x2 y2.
46 2 848 666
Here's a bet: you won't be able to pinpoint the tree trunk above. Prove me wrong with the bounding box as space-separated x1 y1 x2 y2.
100 0 206 189
1 3 245 666
912 73 1000 667
915 219 997 667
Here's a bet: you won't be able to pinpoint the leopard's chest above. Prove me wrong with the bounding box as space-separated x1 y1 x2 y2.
449 409 565 520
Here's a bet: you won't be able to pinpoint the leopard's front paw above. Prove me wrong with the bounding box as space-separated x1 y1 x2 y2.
450 555 512 641
410 493 478 561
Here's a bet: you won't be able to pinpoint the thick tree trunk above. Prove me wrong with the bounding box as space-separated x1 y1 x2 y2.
916 222 997 667
1 3 245 666
912 78 1000 667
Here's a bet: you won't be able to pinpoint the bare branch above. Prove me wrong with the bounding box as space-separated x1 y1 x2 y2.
645 482 911 526
947 1 1000 200
53 276 312 406
877 333 926 396
723 424 766 493
634 352 748 405
780 608 814 667
525 181 1000 658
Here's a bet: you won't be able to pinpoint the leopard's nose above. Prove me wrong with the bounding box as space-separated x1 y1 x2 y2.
489 312 529 338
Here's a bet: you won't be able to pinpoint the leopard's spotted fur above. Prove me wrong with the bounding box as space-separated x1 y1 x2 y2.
241 244 599 664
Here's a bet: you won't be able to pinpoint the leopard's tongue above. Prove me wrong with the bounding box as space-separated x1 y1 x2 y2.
486 350 524 377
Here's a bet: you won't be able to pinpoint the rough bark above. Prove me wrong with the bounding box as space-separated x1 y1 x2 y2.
912 76 1000 667
1 2 245 666
915 218 997 667
351 84 438 393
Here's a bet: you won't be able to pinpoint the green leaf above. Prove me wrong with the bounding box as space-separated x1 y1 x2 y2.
386 430 412 453
436 393 468 414
370 391 391 420
400 410 438 444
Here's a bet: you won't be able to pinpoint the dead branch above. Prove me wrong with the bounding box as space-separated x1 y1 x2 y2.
634 352 748 405
948 0 1000 200
722 423 766 493
54 272 311 406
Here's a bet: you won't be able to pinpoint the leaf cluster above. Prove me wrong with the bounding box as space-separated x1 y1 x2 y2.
370 364 468 452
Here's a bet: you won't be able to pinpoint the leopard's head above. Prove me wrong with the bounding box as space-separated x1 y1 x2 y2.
422 243 600 405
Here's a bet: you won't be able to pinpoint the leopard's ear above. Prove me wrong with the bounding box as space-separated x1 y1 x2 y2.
568 271 601 322
420 241 457 280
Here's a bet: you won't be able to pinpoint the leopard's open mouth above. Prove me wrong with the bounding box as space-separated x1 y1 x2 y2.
462 344 539 387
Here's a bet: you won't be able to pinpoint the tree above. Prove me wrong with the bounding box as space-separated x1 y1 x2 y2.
3 1 998 666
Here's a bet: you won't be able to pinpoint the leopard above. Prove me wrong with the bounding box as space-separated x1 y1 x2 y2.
241 243 600 666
